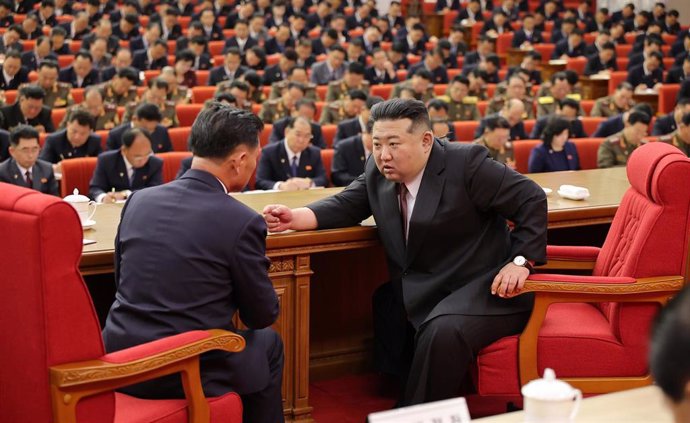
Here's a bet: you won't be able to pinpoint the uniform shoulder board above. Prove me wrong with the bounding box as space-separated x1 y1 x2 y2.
435 95 451 103
328 80 339 87
104 102 117 111
165 100 176 107
462 96 478 104
538 96 554 105
58 82 72 89
566 93 581 101
607 136 620 143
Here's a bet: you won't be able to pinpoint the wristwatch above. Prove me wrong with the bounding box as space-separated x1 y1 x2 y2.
513 255 534 272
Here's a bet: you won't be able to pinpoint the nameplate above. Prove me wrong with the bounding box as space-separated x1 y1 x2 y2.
368 397 471 423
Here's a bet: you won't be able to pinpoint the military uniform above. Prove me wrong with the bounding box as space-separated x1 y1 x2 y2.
123 100 179 128
391 80 435 103
324 79 370 102
590 95 635 118
168 86 191 105
59 103 120 131
258 99 293 124
436 95 481 121
597 131 644 168
659 132 690 157
97 82 139 107
318 100 359 125
472 137 516 166
467 86 488 101
20 82 74 109
486 96 535 119
536 90 585 118
267 80 318 101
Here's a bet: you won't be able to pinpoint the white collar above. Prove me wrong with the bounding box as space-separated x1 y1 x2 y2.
2 69 13 83
16 161 31 176
283 138 302 161
404 165 425 200
121 151 134 174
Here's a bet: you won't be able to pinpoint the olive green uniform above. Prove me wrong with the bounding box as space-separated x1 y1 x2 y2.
258 99 293 124
597 131 644 168
318 100 358 125
436 95 481 121
123 100 179 128
21 82 74 109
59 103 120 131
97 82 139 107
267 80 318 101
590 95 635 118
487 96 535 119
536 89 585 118
324 79 370 102
473 137 515 166
168 86 191 104
391 80 434 103
659 131 690 157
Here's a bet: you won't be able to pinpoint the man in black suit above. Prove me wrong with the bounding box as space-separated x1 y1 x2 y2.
106 103 172 153
365 48 398 85
128 22 162 54
224 19 257 55
583 42 617 76
159 7 183 41
628 36 663 70
19 35 56 72
0 50 29 90
131 40 169 71
345 3 372 30
0 125 58 195
585 8 611 33
81 19 120 56
256 116 328 190
58 51 100 88
29 0 57 27
198 9 224 41
398 23 426 56
306 0 332 30
39 109 101 172
627 51 664 91
188 36 213 71
102 105 283 423
0 85 54 133
0 24 23 54
666 54 690 84
511 14 543 49
552 29 586 59
268 99 326 149
0 128 9 162
652 99 690 136
591 103 654 138
263 99 547 405
530 98 587 139
462 35 494 75
59 11 90 40
311 28 338 56
331 128 370 186
262 49 298 86
264 24 295 55
208 48 248 86
89 127 163 202
408 47 449 85
333 96 382 145
112 13 139 41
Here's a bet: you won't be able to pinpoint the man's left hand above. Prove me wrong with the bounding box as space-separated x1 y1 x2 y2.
491 262 530 298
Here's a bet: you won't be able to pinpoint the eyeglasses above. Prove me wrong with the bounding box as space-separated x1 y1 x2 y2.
16 146 40 154
293 131 314 140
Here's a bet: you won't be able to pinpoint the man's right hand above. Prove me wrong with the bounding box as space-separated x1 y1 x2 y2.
263 204 293 232
103 191 127 203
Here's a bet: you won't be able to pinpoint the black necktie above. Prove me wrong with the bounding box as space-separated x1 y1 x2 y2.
25 170 32 187
399 183 409 242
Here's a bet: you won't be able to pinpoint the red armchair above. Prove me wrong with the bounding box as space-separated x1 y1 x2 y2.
474 142 689 405
0 183 245 423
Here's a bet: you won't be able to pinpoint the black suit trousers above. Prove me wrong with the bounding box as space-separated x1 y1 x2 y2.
373 281 531 406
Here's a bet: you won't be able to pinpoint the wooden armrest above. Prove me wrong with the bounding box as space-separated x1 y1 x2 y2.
49 329 245 423
521 275 684 296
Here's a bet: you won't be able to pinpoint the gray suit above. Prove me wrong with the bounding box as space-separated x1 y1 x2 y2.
0 158 58 196
309 61 346 85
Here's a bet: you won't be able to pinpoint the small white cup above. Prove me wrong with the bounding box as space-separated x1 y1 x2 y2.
522 368 582 423
63 189 97 224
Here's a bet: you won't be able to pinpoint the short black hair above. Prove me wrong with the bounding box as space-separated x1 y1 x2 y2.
651 285 690 402
148 78 169 91
51 26 67 37
213 92 236 105
175 49 195 63
366 96 384 110
367 99 431 134
67 109 96 130
38 60 59 72
347 89 368 102
427 99 449 112
241 71 262 88
122 127 151 148
225 46 241 57
229 80 249 92
75 51 93 62
484 115 511 132
117 66 139 83
648 51 664 62
414 68 433 81
3 49 21 61
190 102 264 158
601 41 616 51
452 74 470 86
123 13 139 25
134 103 163 122
627 110 651 126
19 85 46 100
283 48 298 62
347 61 366 75
633 102 654 117
329 45 346 55
295 98 316 110
541 116 570 147
10 125 39 147
559 97 580 111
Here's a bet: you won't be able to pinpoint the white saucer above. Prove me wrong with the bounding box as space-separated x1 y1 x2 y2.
82 219 96 230
557 190 590 201
542 187 553 195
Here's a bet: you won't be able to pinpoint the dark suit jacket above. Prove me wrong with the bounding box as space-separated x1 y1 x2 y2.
106 123 172 153
627 52 644 70
88 150 163 199
132 50 169 71
268 117 326 149
128 36 149 53
0 129 8 162
334 117 362 145
462 51 484 73
591 114 625 138
39 129 102 163
208 65 248 86
261 64 287 86
552 40 586 58
331 134 367 186
0 103 54 133
82 33 120 55
583 55 617 76
475 114 528 140
58 66 100 88
101 169 279 397
255 141 328 189
20 51 57 71
666 67 689 84
0 65 29 90
223 36 258 55
408 62 449 84
530 116 587 139
365 66 398 85
308 140 547 328
263 37 295 55
435 0 461 11
651 113 677 136
175 156 192 179
0 157 58 195
527 141 580 173
626 64 663 89
511 29 543 48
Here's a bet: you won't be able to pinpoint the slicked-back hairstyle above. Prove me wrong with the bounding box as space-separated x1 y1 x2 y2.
367 99 431 134
190 101 264 159
627 110 651 126
651 285 690 402
67 108 96 130
117 66 139 82
122 127 151 148
134 103 163 122
483 115 511 132
633 102 654 118
10 124 39 147
38 60 59 72
19 85 46 100
541 116 570 148
286 116 311 129
366 95 384 110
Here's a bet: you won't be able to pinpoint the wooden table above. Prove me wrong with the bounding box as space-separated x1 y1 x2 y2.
81 167 630 422
422 13 445 38
634 91 660 115
507 48 529 68
580 76 611 100
474 386 673 422
541 60 567 84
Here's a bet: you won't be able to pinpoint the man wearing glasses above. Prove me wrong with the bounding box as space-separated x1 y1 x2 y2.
0 85 55 133
255 116 328 190
0 125 58 195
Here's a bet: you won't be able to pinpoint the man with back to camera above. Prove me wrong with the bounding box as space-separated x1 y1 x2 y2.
263 99 547 406
101 103 284 423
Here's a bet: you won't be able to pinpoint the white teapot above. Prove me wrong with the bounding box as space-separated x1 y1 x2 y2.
521 368 582 423
63 189 96 225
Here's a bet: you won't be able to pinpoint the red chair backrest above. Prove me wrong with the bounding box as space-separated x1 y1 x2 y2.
371 84 392 100
513 139 541 174
0 183 114 422
580 100 595 117
157 151 193 183
571 138 604 170
60 157 98 197
658 84 680 115
453 121 479 142
192 86 216 104
322 125 337 148
608 72 629 94
176 104 204 127
495 33 514 57
566 57 587 76
51 107 67 129
580 117 606 137
168 127 191 151
320 148 334 186
260 124 272 147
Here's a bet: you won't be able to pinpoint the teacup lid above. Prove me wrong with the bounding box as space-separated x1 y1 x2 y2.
63 188 90 203
521 368 577 401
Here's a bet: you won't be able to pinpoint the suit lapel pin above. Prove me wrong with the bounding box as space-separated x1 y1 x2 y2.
13 173 18 179
143 175 148 180
119 172 125 178
158 144 163 149
305 165 312 171
280 158 285 163
567 155 573 160
40 178 47 183
360 156 365 161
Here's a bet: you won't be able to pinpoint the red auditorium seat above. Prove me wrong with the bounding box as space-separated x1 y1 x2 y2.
475 142 689 408
192 86 216 103
580 100 595 117
513 139 541 174
320 148 334 186
95 130 109 150
495 33 514 58
533 44 556 64
316 85 328 101
58 55 74 68
580 117 605 138
51 108 67 129
371 84 392 100
571 138 604 169
658 84 680 115
157 151 193 183
608 72 629 95
208 41 224 56
453 121 479 142
176 104 204 127
143 70 161 84
59 157 98 197
321 125 337 148
71 88 84 104
566 57 587 76
523 120 535 137
168 127 191 151
260 124 272 147
197 71 210 86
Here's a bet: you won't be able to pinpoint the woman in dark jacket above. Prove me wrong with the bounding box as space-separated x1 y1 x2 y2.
528 116 581 173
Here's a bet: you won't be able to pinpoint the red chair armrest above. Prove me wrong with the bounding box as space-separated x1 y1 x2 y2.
100 330 212 364
546 245 601 261
527 274 635 285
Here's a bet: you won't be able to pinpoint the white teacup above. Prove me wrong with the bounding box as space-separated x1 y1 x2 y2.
63 189 97 224
522 368 582 423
